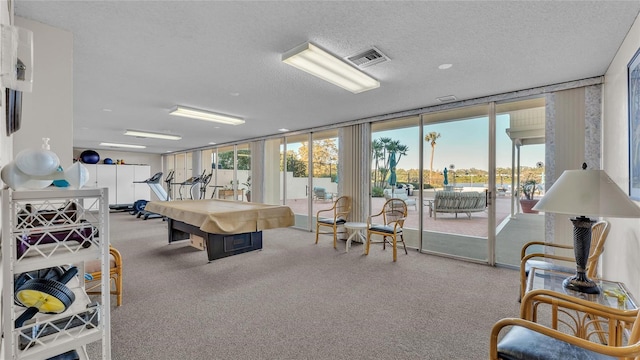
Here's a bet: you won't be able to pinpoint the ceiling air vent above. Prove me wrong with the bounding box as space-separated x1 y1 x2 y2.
436 95 457 103
346 47 390 68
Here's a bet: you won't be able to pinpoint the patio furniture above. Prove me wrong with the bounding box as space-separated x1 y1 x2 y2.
519 220 610 300
315 196 351 249
313 187 334 201
383 188 417 210
431 190 486 219
366 198 408 262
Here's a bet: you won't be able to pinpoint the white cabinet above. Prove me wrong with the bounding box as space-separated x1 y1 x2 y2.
85 164 151 206
115 165 135 205
117 165 151 203
131 165 151 202
1 188 111 359
86 164 117 205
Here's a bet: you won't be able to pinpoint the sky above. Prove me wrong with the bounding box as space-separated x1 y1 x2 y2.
373 114 545 172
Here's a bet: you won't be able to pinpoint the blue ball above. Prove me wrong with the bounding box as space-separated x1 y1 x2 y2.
103 158 114 165
80 150 100 164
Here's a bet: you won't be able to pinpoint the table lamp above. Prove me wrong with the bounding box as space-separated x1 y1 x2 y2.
532 163 640 294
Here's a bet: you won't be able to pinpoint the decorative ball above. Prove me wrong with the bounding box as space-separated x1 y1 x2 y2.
80 150 100 164
15 147 60 176
103 158 114 165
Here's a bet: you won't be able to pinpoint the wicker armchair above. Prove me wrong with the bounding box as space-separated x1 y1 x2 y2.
519 220 610 299
491 289 640 359
315 196 351 249
366 198 408 262
86 246 123 306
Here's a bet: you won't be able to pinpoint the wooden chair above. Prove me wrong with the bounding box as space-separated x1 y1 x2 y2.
519 220 610 299
490 290 640 359
85 246 123 306
366 198 408 262
315 196 351 249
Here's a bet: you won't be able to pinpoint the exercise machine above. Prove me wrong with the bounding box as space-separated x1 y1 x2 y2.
109 172 164 212
173 173 203 200
164 170 175 201
129 172 171 220
199 171 212 199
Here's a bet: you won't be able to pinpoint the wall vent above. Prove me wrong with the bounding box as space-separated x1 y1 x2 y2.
346 47 390 68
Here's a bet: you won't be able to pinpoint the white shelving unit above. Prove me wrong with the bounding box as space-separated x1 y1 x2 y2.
1 188 111 360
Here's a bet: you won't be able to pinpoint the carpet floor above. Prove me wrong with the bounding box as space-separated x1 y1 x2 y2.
89 211 521 359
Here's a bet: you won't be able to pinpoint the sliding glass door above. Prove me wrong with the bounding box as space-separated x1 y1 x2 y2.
283 134 311 229
420 105 490 262
495 99 546 267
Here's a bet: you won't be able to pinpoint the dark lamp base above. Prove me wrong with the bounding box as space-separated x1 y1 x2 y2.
563 274 600 294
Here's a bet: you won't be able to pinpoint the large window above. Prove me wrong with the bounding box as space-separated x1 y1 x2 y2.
421 106 489 262
371 116 420 247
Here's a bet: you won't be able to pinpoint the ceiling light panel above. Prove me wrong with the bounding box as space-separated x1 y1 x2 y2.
282 42 380 94
124 129 182 140
100 142 146 149
170 106 245 125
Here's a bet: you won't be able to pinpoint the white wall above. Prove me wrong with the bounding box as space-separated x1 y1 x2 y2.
602 13 640 296
14 17 73 168
73 148 162 176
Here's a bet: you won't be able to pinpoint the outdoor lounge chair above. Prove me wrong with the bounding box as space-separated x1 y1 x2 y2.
313 187 333 201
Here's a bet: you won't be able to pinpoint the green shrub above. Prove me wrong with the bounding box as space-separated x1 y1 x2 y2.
371 186 384 197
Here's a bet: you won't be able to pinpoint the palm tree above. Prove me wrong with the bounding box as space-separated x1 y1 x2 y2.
371 139 384 187
424 132 441 185
380 140 410 187
378 137 393 188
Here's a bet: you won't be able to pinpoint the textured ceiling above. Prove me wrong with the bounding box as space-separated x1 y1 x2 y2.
14 1 640 154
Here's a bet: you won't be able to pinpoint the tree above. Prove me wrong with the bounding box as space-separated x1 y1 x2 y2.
377 137 393 188
371 139 385 187
281 150 307 177
217 149 251 170
298 139 338 178
424 132 441 185
371 137 410 188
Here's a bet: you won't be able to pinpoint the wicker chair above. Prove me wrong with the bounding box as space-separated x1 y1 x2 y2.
491 290 640 359
85 246 123 306
315 196 351 249
366 198 408 262
519 220 610 300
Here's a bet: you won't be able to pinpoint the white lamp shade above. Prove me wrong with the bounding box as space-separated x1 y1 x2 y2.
532 169 640 218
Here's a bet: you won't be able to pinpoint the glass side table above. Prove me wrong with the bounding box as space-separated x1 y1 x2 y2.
523 267 638 345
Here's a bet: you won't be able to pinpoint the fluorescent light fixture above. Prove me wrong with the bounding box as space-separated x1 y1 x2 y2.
124 129 182 140
169 106 245 125
99 142 146 149
282 42 380 94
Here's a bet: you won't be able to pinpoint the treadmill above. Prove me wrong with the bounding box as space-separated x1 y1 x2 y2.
109 172 164 212
135 172 172 220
